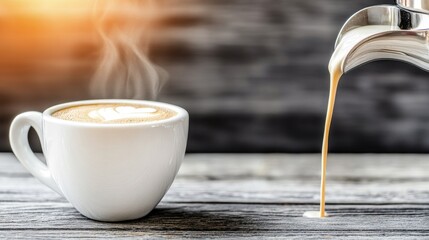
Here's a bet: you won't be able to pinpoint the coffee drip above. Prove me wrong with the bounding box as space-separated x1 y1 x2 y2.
305 0 429 218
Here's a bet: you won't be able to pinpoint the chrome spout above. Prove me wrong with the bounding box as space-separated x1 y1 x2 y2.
334 2 429 73
397 0 429 14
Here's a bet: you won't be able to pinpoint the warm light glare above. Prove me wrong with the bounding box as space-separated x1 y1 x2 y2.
0 0 163 102
0 0 94 16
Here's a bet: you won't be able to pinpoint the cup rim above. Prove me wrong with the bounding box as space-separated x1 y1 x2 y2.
43 99 188 128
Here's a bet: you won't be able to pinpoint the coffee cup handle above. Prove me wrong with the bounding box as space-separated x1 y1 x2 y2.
9 112 63 196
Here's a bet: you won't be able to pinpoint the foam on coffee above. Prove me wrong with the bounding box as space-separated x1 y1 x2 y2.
52 103 176 124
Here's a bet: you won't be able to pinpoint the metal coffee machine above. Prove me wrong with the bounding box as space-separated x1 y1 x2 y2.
335 0 429 73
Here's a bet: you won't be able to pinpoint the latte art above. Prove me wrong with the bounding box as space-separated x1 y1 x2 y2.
88 106 159 122
52 103 176 124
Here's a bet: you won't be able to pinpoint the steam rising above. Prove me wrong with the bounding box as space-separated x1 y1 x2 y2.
90 0 167 100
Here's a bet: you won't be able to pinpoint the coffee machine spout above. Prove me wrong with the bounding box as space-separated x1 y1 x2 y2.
334 2 429 73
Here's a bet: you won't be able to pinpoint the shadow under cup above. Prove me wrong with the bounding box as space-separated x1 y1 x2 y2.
10 99 189 222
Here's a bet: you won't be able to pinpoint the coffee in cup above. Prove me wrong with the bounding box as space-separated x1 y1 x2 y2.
52 103 176 124
9 99 189 222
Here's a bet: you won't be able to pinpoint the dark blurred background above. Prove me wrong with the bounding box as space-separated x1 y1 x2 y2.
2 0 429 153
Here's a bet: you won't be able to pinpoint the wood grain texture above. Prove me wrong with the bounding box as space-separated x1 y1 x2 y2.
0 203 428 239
1 153 428 238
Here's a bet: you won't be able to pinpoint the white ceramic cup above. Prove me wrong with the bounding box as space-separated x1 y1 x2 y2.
9 99 188 222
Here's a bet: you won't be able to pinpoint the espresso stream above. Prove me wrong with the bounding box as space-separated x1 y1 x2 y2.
304 26 394 218
303 68 341 219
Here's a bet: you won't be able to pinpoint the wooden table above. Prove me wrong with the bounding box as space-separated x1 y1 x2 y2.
1 153 428 239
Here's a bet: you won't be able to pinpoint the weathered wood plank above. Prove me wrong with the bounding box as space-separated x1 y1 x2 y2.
0 231 427 240
1 154 428 204
2 176 429 204
4 153 429 179
1 153 428 238
0 202 428 239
